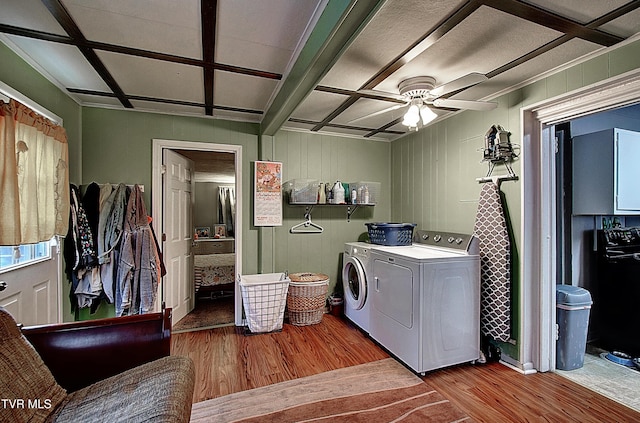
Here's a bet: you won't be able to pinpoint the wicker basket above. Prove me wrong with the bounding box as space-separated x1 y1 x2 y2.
287 273 329 326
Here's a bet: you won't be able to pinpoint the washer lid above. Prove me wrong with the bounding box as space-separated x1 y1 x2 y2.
372 245 467 260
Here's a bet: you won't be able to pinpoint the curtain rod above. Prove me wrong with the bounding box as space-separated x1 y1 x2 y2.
0 81 62 124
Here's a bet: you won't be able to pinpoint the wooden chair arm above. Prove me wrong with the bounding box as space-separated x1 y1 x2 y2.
21 307 173 392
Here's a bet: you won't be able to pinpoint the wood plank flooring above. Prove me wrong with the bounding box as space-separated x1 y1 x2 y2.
171 314 640 422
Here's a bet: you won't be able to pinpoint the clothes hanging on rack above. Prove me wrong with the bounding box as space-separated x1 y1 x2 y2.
97 183 129 305
97 183 129 264
64 185 99 313
64 183 164 316
116 185 161 317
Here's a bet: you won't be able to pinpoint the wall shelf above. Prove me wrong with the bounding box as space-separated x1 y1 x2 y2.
288 203 374 223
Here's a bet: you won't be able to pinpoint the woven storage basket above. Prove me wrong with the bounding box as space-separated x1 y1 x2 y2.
287 273 329 326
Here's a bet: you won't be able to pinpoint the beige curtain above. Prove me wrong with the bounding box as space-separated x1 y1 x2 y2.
0 99 69 245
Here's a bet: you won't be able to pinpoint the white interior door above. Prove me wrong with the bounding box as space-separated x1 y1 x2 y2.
0 244 60 326
162 150 194 324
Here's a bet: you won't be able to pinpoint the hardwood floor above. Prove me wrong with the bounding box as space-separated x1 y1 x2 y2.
171 314 640 422
171 313 388 402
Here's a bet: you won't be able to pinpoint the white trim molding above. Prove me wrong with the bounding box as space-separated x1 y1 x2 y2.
532 69 640 125
521 68 640 373
152 139 243 326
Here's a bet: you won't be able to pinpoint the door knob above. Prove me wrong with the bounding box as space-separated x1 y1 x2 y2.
0 281 7 291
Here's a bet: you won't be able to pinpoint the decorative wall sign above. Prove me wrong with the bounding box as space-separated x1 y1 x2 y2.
254 161 282 226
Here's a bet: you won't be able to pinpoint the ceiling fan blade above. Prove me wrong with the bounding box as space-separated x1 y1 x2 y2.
432 98 497 111
348 103 407 123
429 73 487 97
357 89 406 102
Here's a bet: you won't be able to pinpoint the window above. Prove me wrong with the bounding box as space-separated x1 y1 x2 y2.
0 240 52 273
0 82 69 246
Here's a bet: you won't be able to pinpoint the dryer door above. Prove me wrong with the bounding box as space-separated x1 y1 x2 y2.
342 256 367 310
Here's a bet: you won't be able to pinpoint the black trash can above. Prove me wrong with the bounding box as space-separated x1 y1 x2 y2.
556 285 592 370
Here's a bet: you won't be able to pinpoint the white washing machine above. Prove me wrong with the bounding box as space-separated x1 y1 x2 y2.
369 230 480 375
342 242 375 333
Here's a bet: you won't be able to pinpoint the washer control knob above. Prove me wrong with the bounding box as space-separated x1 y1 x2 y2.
448 237 455 243
456 238 464 245
433 235 441 242
422 234 429 240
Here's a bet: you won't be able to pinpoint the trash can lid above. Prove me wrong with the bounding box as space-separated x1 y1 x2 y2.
289 272 329 283
556 285 592 306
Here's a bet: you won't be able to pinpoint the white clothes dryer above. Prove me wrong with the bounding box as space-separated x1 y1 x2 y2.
369 230 480 375
342 242 374 333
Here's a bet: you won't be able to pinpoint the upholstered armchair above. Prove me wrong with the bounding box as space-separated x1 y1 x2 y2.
0 306 194 423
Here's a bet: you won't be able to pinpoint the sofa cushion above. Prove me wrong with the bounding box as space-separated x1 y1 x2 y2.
48 356 195 423
0 307 67 423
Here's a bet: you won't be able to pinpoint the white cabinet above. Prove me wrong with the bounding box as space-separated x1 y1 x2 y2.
573 128 640 215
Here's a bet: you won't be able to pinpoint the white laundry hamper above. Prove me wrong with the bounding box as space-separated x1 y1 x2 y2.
240 273 290 333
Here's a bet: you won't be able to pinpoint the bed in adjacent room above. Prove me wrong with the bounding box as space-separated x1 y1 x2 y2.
193 237 235 299
194 252 235 296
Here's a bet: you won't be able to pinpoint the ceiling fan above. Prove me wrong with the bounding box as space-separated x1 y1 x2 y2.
353 73 497 130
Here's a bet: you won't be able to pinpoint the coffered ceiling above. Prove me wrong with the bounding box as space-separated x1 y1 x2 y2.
2 0 640 140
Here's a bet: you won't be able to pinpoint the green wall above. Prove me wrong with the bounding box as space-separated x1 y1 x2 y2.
0 43 82 184
390 38 640 360
4 30 640 354
390 94 523 358
1 43 82 322
81 107 258 210
268 130 391 295
79 107 260 318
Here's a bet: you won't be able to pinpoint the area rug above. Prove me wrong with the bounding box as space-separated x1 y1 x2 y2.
172 297 234 333
190 358 473 422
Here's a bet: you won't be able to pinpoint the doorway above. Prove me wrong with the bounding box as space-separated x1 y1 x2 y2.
174 149 237 332
551 108 640 412
151 139 243 330
521 70 640 409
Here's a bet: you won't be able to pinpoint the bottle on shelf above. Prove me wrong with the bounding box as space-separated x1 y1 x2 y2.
326 182 333 204
363 185 370 204
333 181 345 204
318 182 326 204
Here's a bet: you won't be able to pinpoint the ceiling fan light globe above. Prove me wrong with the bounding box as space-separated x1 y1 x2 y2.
402 115 419 127
419 106 437 125
402 104 420 127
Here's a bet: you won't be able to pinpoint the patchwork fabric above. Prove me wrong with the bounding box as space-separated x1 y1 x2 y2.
473 182 511 342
